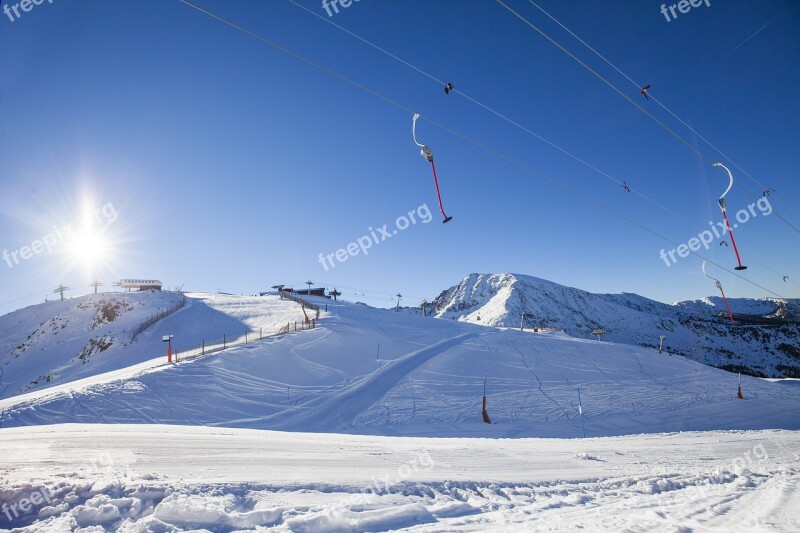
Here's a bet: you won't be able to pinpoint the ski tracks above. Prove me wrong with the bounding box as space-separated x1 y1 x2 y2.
279 332 480 431
506 337 571 422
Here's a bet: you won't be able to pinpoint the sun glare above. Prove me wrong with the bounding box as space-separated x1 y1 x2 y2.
66 201 115 271
69 228 108 266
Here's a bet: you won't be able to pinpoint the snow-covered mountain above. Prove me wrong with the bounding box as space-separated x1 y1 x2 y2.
2 293 799 439
432 273 800 378
2 291 799 530
0 292 309 400
0 292 183 399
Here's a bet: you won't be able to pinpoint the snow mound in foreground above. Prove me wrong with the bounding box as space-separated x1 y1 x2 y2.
1 425 798 531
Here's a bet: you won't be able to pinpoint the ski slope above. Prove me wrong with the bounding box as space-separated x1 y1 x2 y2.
1 292 800 530
0 292 309 401
2 295 799 438
0 424 798 531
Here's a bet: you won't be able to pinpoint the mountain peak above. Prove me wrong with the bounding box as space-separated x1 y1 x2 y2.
432 272 800 378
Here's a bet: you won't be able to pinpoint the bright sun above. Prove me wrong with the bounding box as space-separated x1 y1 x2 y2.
69 226 109 267
60 198 122 277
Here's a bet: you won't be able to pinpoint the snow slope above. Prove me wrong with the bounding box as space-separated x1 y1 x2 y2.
1 293 800 531
0 424 798 531
0 292 310 401
2 295 799 438
0 291 183 399
432 273 800 378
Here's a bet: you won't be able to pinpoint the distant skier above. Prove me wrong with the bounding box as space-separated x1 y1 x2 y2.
444 82 454 95
763 188 774 197
720 240 728 247
640 84 651 100
622 181 631 192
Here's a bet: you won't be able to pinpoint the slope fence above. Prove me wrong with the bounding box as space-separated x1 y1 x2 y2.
131 294 187 340
174 318 316 363
279 291 323 316
154 292 321 363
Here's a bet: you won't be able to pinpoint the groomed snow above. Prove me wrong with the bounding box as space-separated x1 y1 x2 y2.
2 293 799 530
0 424 798 531
2 296 799 438
0 292 309 402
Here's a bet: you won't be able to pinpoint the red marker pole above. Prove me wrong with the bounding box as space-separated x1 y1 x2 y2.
163 335 174 363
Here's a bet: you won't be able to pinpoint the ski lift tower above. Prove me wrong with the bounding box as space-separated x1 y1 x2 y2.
520 312 536 331
53 285 70 301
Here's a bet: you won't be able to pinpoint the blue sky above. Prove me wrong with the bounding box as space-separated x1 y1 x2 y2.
1 0 798 313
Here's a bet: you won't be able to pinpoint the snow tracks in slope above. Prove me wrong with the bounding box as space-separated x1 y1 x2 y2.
280 332 480 432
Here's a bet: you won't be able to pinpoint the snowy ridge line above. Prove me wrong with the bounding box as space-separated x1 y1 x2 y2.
0 291 188 402
0 292 316 402
0 303 316 414
432 273 800 378
2 294 799 436
0 323 309 415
